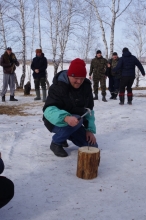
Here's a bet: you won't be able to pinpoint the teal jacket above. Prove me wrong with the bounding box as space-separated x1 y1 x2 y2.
44 106 96 134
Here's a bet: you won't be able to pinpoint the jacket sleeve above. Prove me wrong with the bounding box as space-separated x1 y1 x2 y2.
39 58 47 72
44 106 71 127
31 59 35 71
112 58 123 72
89 60 94 76
85 110 96 134
0 55 11 68
0 158 4 174
135 58 145 76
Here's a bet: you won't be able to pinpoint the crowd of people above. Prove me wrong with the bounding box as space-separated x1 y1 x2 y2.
0 47 145 209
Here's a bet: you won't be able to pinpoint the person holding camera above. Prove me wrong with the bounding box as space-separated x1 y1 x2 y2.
0 152 14 209
0 47 19 102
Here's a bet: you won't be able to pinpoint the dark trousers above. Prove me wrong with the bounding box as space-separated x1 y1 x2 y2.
34 78 46 90
0 177 14 209
109 76 120 94
119 76 135 95
93 76 106 96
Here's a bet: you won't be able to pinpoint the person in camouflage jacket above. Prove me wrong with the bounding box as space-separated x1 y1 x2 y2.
89 50 108 102
106 52 121 100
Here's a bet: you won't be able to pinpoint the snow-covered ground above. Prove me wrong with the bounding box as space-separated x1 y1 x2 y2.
0 90 146 220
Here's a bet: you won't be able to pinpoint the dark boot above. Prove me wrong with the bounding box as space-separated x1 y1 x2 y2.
127 93 133 105
62 140 69 148
113 93 118 100
34 90 41 100
93 94 98 100
10 95 18 101
42 89 46 102
119 94 124 105
50 142 68 157
2 95 5 102
110 93 114 99
102 96 107 102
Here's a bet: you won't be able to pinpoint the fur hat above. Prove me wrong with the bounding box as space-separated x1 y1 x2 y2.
122 47 129 53
67 58 87 78
36 49 42 53
96 50 102 54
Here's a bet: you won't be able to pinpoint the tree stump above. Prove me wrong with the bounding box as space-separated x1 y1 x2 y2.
76 147 100 180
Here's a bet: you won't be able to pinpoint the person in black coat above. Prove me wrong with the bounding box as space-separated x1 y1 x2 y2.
0 152 14 209
106 52 121 100
31 49 48 102
113 48 145 105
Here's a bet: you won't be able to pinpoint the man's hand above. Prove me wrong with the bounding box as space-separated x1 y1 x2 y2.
89 76 92 80
86 131 96 145
107 63 110 68
64 116 79 127
35 69 39 73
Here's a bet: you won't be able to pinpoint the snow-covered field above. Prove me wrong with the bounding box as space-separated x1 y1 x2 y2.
0 89 146 220
0 63 146 90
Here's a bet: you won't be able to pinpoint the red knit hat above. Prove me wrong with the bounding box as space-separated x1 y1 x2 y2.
67 58 87 77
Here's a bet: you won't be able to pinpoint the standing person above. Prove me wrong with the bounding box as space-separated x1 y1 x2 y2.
113 48 145 105
106 52 121 100
0 152 14 209
43 58 98 157
89 50 107 102
31 49 48 102
0 47 19 102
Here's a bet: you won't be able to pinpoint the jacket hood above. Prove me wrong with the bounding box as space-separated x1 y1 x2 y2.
122 51 131 57
53 70 69 85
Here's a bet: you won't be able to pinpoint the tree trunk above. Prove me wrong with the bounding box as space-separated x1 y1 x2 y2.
0 4 7 49
19 0 26 88
76 147 100 180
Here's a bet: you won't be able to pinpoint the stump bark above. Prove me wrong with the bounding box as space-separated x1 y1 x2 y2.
76 147 100 180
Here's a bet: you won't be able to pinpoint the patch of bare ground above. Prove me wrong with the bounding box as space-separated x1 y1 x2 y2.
0 102 43 116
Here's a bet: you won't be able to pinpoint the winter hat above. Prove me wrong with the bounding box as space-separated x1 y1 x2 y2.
6 47 12 51
96 50 102 54
122 47 129 53
36 49 42 53
67 58 87 77
113 52 117 56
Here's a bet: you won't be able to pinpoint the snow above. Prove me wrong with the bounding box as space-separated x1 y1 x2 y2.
1 89 146 220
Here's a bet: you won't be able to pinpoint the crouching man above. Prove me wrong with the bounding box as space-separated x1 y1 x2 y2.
43 58 98 157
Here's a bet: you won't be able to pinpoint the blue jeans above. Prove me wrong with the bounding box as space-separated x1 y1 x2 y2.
52 116 98 148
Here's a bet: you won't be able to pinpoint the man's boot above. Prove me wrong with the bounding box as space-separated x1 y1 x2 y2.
34 90 41 100
2 95 5 102
42 89 46 102
119 94 124 105
127 93 133 105
102 96 107 102
93 94 98 100
62 140 69 148
113 93 118 100
10 95 18 101
50 142 68 157
110 93 114 99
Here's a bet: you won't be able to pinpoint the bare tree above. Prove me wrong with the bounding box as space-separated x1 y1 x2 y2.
85 0 133 58
0 3 7 49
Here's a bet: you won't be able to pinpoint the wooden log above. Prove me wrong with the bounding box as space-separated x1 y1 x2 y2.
76 147 100 180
